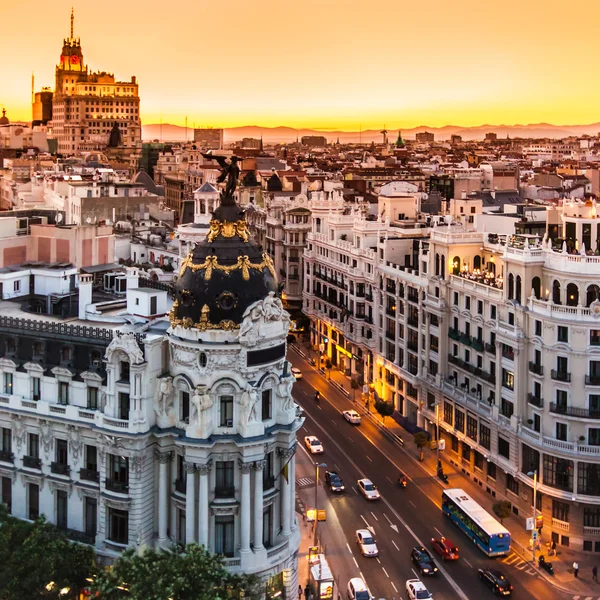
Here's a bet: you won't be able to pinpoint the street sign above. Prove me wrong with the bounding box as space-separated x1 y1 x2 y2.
438 439 446 451
526 517 534 530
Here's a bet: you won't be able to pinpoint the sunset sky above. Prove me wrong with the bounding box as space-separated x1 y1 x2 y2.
1 0 599 130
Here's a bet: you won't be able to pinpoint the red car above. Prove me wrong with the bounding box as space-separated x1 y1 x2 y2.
431 537 459 560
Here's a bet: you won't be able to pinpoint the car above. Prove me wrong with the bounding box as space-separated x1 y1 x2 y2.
343 409 362 424
304 435 324 454
431 537 459 561
325 470 345 492
347 577 372 600
355 528 378 557
411 547 438 576
291 367 303 380
357 478 380 500
405 579 432 600
478 568 513 596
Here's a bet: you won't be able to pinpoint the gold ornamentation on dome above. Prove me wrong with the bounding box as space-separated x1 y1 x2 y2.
179 253 277 282
217 320 238 331
198 304 211 330
169 303 240 331
206 219 250 243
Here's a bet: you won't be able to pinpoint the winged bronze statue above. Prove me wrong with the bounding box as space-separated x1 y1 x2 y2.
202 152 242 204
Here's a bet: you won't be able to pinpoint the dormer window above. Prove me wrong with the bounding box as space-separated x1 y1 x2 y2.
5 338 16 356
60 346 73 363
32 342 44 360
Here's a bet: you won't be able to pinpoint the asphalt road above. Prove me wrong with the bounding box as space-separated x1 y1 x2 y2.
290 353 568 600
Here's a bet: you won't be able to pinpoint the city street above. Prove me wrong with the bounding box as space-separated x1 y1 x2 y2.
290 352 568 600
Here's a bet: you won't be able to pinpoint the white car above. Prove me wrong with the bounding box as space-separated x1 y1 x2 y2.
355 528 378 557
347 577 372 600
343 409 361 425
304 435 324 454
291 367 303 380
406 579 433 600
357 478 380 500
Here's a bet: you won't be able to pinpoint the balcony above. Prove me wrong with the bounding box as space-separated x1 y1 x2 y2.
550 403 600 419
485 342 496 354
551 370 571 383
551 518 570 532
586 375 600 386
527 394 544 408
0 449 14 463
23 455 41 469
175 479 186 494
449 328 460 340
459 333 473 346
529 362 544 376
214 486 236 499
65 528 96 545
472 339 484 352
51 462 71 476
79 468 100 483
105 478 129 494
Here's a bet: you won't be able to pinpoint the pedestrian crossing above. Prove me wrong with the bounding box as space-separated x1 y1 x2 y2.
573 596 600 600
296 477 314 488
501 552 538 576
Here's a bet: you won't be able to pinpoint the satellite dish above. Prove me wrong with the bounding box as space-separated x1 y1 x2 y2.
56 213 63 223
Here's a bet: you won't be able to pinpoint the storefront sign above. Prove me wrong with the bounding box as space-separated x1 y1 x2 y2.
336 344 352 359
319 581 334 599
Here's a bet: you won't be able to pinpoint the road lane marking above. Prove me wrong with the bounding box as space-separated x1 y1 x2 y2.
346 543 353 554
387 476 393 484
331 419 336 424
391 582 398 593
411 568 419 579
434 527 443 537
316 404 322 410
392 540 400 551
335 464 340 471
352 556 359 567
360 571 365 582
464 559 473 568
371 511 378 521
376 557 381 564
409 501 416 508
382 567 390 578
352 487 358 494
361 515 370 527
365 454 372 462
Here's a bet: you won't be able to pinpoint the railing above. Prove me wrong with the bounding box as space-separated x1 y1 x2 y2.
527 394 544 408
65 528 96 545
529 362 543 376
584 526 600 536
103 417 129 429
552 518 570 532
449 328 460 340
407 341 418 352
49 405 67 415
51 462 71 476
586 375 600 386
407 293 419 304
105 479 129 494
23 455 42 469
78 410 96 420
485 342 496 354
267 539 289 560
0 450 14 463
79 468 100 483
550 403 600 419
551 370 571 383
214 486 236 499
263 476 276 491
175 479 186 494
21 400 37 409
472 339 484 352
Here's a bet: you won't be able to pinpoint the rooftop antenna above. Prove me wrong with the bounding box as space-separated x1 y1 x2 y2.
70 7 74 40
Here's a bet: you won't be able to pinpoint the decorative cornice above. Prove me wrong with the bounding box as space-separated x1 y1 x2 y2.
178 252 276 282
197 460 213 475
101 494 131 510
253 459 266 471
155 450 173 464
238 458 254 474
184 461 196 474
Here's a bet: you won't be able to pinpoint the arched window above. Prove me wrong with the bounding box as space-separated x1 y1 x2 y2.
515 275 522 304
532 277 541 300
452 256 461 275
441 255 446 278
566 283 579 307
508 274 515 300
435 253 440 276
587 284 600 307
473 255 481 270
60 346 73 363
487 261 496 275
552 280 562 305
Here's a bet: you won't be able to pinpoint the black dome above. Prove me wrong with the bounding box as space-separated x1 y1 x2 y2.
171 202 277 330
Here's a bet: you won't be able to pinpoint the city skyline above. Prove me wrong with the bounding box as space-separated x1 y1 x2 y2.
2 0 600 130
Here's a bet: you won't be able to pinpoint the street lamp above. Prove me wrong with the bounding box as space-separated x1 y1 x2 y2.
435 401 441 467
314 462 327 547
527 470 538 565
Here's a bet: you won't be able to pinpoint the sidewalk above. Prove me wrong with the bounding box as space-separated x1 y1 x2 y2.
290 340 600 596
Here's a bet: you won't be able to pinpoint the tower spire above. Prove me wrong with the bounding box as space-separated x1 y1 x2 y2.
70 7 74 40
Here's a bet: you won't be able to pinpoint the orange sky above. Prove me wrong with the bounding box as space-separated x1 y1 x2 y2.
1 0 599 130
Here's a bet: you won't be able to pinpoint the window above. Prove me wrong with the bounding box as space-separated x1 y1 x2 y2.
451 436 459 453
3 373 13 394
13 280 20 292
502 369 514 391
521 445 540 474
215 515 234 557
220 396 234 427
556 389 568 409
556 422 568 442
215 461 235 497
543 455 573 492
589 429 600 446
28 483 39 520
558 326 569 343
118 393 130 420
85 445 97 472
55 439 68 466
535 320 542 337
578 462 600 496
455 410 465 433
119 360 130 382
474 451 484 471
501 398 514 419
87 387 98 410
261 390 272 421
487 462 497 479
591 330 600 346
479 423 491 450
506 474 519 495
180 391 190 423
453 292 458 306
584 506 600 528
1 428 11 455
58 382 69 405
28 433 39 459
263 505 273 548
108 508 129 544
465 296 471 311
552 499 570 523
32 377 41 401
84 497 97 540
490 305 497 320
1 476 11 513
56 490 68 529
443 402 453 426
108 455 129 485
462 442 471 463
467 415 478 441
498 437 510 459
263 452 274 489
477 300 483 315
508 312 515 326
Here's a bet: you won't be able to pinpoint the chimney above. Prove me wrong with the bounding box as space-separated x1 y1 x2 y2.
126 266 140 292
78 274 93 320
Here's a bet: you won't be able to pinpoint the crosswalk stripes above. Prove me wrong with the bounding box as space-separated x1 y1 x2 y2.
501 552 537 576
296 477 314 488
572 596 598 600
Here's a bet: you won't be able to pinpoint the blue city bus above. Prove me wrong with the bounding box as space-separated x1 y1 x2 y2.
442 488 511 557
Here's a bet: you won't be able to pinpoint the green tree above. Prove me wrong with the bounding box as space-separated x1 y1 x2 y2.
325 359 333 379
492 501 512 524
374 399 394 424
0 507 96 600
413 431 429 462
91 544 263 600
350 378 360 400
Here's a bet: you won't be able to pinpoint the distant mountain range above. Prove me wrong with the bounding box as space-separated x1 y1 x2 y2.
142 122 600 144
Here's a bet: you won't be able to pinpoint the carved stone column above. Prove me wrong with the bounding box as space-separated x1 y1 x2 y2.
289 448 297 531
278 447 294 537
155 450 172 545
185 461 196 544
239 459 253 553
197 461 212 548
253 460 265 551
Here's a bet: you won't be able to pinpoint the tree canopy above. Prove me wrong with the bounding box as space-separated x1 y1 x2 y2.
91 544 263 600
0 506 96 600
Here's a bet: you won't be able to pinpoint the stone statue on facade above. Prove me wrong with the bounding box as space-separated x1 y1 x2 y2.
191 386 213 427
201 153 242 204
278 376 295 411
154 376 174 417
240 384 260 425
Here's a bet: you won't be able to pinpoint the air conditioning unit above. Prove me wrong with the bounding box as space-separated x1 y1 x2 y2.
226 419 233 427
